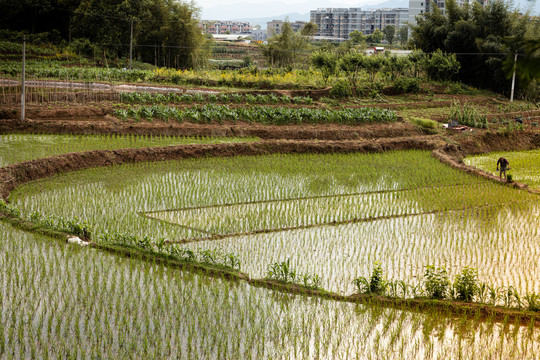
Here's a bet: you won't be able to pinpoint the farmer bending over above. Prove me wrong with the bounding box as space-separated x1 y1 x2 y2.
496 157 509 180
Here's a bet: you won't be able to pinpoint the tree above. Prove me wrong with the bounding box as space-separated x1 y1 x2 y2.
263 21 316 67
263 22 296 67
300 22 318 36
410 0 530 95
383 25 395 44
349 30 365 45
364 55 386 83
339 51 366 94
311 50 338 85
0 0 74 37
398 26 408 45
503 22 540 100
370 29 384 44
424 49 460 81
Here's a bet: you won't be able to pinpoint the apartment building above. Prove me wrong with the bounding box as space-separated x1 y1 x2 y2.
267 20 307 36
200 20 251 35
310 8 408 39
408 0 446 27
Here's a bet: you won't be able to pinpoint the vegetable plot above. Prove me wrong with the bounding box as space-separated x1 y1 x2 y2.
114 104 398 125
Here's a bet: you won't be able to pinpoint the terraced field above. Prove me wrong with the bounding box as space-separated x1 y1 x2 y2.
465 149 540 190
2 222 540 359
0 133 256 167
9 150 540 296
2 134 540 358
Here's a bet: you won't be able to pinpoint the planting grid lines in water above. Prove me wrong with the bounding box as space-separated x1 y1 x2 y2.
3 222 540 359
9 150 540 297
0 133 257 167
144 185 534 237
465 149 540 190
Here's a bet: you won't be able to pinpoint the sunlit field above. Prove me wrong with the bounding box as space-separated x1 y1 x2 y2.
465 149 540 190
10 150 540 297
2 222 540 359
0 133 256 167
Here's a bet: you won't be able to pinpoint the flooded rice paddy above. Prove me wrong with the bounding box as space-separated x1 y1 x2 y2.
10 151 540 296
3 140 540 358
0 133 256 167
2 222 540 359
465 149 540 190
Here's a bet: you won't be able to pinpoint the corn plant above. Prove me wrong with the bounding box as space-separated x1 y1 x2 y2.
453 267 478 302
424 265 450 299
115 104 398 125
448 102 488 128
353 262 387 295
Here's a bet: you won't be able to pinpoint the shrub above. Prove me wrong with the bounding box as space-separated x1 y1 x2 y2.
446 82 477 95
454 266 478 302
424 265 450 299
353 262 387 295
330 79 352 98
393 77 421 94
496 122 524 135
425 50 460 82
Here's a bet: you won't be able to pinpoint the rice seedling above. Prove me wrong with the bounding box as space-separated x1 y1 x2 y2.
8 149 539 303
0 133 257 167
465 149 540 190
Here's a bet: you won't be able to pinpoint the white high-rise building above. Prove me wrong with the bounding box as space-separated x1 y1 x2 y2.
310 7 408 39
408 0 446 27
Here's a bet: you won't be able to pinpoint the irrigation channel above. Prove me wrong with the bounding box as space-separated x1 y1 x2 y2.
1 133 540 358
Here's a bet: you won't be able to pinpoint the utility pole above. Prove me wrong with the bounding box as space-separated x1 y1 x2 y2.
510 51 517 102
21 35 26 121
129 19 134 70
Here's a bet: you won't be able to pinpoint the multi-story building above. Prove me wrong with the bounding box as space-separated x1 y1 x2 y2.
251 29 268 41
267 20 307 37
200 20 251 35
408 0 446 27
310 8 408 39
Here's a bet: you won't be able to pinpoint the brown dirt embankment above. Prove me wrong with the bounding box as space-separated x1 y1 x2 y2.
248 279 540 327
0 136 442 201
0 118 423 140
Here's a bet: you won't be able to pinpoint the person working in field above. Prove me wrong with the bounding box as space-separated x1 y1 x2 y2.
496 157 509 180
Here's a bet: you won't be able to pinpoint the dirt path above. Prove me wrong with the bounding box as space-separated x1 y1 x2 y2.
0 118 425 140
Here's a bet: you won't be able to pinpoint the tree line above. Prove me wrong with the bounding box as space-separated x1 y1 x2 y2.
0 0 207 68
411 0 539 98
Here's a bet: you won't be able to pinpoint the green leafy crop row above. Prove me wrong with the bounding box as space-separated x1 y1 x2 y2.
120 91 313 105
114 104 398 125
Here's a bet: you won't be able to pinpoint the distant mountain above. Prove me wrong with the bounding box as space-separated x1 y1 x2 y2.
365 0 409 8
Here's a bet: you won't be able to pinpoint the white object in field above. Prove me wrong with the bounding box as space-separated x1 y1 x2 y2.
67 236 89 246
